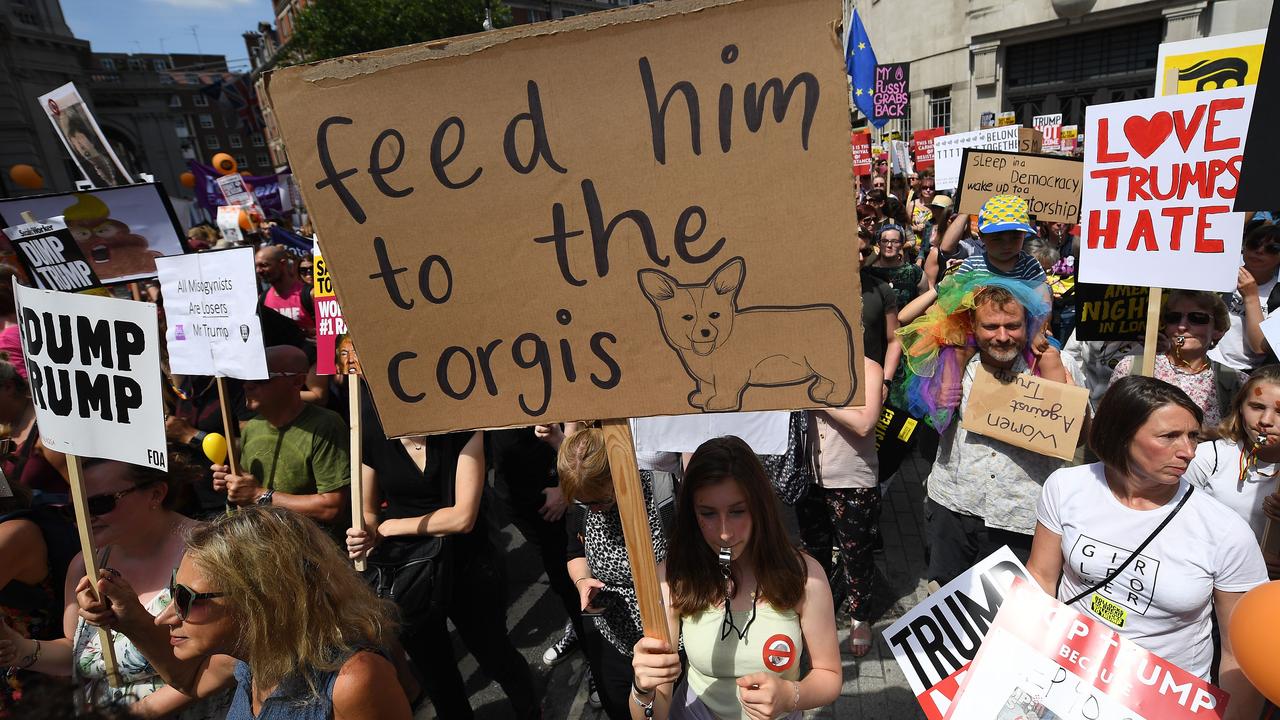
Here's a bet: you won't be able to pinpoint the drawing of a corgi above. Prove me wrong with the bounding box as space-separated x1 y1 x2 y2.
638 256 855 412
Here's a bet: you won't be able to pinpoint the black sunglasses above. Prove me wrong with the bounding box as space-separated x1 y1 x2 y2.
86 480 159 516
170 568 227 621
1163 311 1212 326
1246 242 1280 255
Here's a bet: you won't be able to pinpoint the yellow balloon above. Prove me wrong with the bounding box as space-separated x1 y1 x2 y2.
202 432 228 465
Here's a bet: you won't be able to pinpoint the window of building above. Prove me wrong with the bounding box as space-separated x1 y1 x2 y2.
251 133 264 147
236 156 249 169
256 153 270 166
128 58 143 71
160 74 174 85
205 136 221 150
928 89 952 133
174 118 186 132
193 94 208 107
229 134 243 148
185 73 200 84
198 113 214 129
153 59 169 71
169 95 182 108
101 58 116 71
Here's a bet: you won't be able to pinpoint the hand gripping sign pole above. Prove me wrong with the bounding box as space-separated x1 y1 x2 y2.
15 210 123 686
65 457 123 687
601 418 672 647
348 372 366 572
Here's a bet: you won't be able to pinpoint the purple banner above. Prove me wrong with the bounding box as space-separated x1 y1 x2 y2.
187 160 287 216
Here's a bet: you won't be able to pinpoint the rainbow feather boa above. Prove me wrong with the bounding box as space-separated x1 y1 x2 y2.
892 270 1050 431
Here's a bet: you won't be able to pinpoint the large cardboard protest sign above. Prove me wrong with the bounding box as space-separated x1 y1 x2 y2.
1074 283 1148 341
154 247 268 380
38 82 132 188
312 242 348 376
933 126 1040 191
13 283 166 469
0 184 187 284
873 63 909 120
946 578 1228 720
3 219 101 292
960 365 1088 461
884 547 1030 720
267 0 864 437
1080 86 1254 292
954 149 1082 224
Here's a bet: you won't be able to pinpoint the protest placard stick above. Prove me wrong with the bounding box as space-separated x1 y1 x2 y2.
1138 288 1162 377
348 372 366 572
601 418 672 646
214 377 241 476
65 454 122 687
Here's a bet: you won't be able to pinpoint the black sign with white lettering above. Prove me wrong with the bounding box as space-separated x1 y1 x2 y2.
3 220 101 292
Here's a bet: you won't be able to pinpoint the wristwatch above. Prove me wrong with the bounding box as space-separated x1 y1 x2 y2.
255 489 274 505
189 429 208 451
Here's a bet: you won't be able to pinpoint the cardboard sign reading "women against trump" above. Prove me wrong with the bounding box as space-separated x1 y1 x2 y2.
961 366 1089 461
266 0 865 437
1080 86 1254 292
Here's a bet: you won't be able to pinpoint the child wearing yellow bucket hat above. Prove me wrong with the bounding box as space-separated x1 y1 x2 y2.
938 194 1047 283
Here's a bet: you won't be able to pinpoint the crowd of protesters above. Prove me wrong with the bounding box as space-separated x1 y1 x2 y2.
0 158 1278 720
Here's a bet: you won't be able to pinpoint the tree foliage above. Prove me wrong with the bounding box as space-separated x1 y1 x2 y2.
281 0 512 65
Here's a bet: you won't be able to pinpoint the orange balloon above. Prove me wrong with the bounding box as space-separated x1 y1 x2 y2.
1228 580 1280 705
240 170 251 177
210 153 238 176
179 171 196 188
9 164 43 190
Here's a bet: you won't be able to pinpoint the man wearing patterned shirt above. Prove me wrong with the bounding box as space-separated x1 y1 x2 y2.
925 286 1085 586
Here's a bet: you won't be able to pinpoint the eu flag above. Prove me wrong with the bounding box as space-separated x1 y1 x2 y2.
846 9 885 128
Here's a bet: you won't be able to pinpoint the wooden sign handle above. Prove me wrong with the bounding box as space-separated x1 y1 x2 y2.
66 455 122 688
214 377 240 476
348 375 366 572
1139 288 1162 377
601 418 671 646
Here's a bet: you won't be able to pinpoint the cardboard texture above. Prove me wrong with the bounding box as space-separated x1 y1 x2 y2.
267 0 864 437
960 365 1088 461
1074 282 1148 341
954 149 1082 224
1080 86 1253 293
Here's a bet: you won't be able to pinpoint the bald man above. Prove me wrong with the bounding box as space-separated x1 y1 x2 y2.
257 244 315 338
213 345 349 534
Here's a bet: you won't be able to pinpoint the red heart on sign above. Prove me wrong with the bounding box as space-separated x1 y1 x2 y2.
1123 112 1174 159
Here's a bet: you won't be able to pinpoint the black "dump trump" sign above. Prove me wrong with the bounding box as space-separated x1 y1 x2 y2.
3 219 100 292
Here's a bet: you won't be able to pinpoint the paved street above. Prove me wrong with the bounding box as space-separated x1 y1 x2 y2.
416 445 935 720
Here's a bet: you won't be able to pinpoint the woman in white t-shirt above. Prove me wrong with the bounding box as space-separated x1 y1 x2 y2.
1185 365 1280 578
1027 376 1268 719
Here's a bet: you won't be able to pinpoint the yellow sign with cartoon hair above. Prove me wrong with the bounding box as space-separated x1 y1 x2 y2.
1156 29 1267 98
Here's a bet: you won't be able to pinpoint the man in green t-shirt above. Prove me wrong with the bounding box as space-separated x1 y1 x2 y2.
212 345 350 531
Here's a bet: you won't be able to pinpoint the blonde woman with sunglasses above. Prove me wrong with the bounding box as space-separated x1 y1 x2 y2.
1109 289 1244 431
74 506 410 720
0 448 227 718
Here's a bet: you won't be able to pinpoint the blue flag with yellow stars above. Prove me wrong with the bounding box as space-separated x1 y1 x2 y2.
846 9 885 128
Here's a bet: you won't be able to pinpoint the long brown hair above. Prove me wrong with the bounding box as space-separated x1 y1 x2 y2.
668 436 805 616
1218 365 1280 446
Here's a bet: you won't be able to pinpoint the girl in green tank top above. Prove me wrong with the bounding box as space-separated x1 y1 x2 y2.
629 437 843 720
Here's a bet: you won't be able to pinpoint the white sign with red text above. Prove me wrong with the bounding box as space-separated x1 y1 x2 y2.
1080 86 1254 292
884 548 1031 720
1034 113 1063 151
946 578 1228 720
